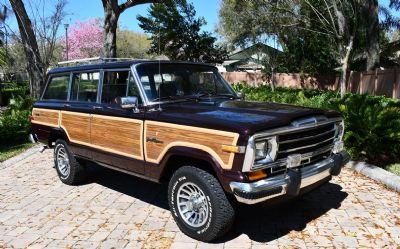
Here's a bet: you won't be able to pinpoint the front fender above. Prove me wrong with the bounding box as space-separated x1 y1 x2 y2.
156 146 245 193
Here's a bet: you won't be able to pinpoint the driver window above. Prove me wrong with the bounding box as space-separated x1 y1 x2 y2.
101 70 130 105
101 70 142 105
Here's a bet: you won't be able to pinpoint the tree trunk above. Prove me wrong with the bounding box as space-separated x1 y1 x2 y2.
365 0 380 71
102 1 120 58
10 0 44 99
270 67 275 92
102 0 158 58
340 36 354 98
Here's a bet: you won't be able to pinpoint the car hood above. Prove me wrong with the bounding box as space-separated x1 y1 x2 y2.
149 99 340 136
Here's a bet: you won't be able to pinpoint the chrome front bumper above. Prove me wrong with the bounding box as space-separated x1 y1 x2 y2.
230 152 350 204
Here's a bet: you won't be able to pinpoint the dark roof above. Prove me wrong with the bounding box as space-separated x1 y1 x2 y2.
47 60 215 74
228 43 282 60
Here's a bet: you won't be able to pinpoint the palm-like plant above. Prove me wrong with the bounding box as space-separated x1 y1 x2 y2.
339 94 400 165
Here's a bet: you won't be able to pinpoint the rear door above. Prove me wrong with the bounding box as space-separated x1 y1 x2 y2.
60 71 100 159
90 69 145 174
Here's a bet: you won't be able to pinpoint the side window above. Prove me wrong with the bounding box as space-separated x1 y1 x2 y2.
42 75 69 100
101 70 129 104
70 72 99 102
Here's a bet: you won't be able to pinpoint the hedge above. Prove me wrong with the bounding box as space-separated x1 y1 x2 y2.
233 82 400 167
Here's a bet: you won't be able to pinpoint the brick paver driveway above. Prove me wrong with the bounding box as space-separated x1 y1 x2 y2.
0 149 399 249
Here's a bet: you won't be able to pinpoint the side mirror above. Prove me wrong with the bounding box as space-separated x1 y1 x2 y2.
237 91 245 100
117 96 138 109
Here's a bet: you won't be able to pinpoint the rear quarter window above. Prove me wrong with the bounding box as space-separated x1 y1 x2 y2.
42 75 70 100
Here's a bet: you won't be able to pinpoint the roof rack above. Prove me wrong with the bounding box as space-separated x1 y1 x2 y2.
57 57 147 66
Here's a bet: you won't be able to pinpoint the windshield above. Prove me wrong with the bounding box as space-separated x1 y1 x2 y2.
135 63 236 102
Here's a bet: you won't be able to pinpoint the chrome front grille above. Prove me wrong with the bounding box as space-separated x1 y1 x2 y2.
260 122 337 175
277 123 336 159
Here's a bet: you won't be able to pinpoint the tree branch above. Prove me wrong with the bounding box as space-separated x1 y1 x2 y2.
119 0 159 13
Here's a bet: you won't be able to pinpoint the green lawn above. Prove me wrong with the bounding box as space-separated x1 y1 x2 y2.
386 164 400 176
0 143 36 162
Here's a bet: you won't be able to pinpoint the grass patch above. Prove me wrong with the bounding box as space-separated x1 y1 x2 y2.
386 164 400 176
0 143 35 162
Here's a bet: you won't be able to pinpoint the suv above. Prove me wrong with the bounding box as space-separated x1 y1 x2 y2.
31 59 349 242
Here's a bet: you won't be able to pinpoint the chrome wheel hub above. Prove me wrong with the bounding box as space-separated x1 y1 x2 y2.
56 146 70 178
177 182 209 227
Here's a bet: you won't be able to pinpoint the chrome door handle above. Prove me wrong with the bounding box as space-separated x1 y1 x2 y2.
63 104 71 108
93 106 103 110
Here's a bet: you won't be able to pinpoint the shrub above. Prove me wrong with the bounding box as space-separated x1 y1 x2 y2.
233 82 400 166
0 81 30 106
0 96 33 145
337 94 400 165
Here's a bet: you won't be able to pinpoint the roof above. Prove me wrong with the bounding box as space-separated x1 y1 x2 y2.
47 60 215 74
228 43 282 61
222 60 240 66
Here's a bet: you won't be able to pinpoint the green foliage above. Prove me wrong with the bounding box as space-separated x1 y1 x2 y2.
233 82 400 166
137 0 227 63
0 95 34 145
218 0 344 74
219 0 399 74
0 143 35 162
117 29 151 58
338 94 400 165
386 164 400 176
0 82 30 106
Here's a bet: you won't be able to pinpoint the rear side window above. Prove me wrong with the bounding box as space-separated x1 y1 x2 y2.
42 75 69 100
70 72 100 102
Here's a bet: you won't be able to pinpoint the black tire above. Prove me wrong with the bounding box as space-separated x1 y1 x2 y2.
54 139 85 185
168 166 235 242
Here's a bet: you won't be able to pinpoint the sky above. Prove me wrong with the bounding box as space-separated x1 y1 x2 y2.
51 0 220 34
4 0 400 39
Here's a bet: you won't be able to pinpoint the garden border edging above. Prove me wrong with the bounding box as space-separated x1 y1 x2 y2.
0 145 42 170
346 161 400 193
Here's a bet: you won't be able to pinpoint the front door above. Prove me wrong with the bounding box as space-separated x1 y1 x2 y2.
90 69 145 174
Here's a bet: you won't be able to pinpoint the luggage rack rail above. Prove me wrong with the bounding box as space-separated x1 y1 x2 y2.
57 57 148 66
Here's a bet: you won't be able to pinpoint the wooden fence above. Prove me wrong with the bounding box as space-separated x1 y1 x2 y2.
222 69 400 98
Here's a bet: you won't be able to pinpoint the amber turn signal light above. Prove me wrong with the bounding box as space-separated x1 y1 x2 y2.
248 170 267 181
221 145 244 153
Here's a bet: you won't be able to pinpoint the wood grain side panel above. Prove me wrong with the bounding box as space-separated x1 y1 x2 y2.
145 121 239 169
31 108 59 127
91 115 143 159
60 111 91 144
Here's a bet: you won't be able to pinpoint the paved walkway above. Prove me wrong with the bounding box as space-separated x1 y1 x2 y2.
0 150 399 249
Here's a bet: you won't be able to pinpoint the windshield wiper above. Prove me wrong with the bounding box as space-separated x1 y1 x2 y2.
191 92 239 99
152 95 191 102
213 93 239 98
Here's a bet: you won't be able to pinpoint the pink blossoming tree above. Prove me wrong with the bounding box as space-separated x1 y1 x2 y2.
63 19 103 60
